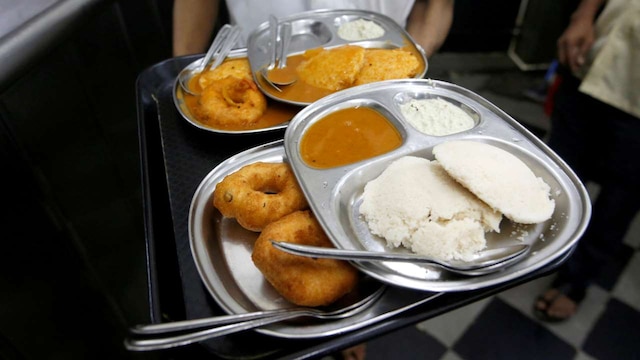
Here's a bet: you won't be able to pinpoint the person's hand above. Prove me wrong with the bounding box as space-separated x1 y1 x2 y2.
557 16 596 74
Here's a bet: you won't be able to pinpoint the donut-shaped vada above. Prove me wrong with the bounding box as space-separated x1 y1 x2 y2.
252 210 359 307
213 162 309 232
197 76 267 128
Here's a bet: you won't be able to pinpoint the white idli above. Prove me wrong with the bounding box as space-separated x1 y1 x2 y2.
433 140 555 224
359 156 502 261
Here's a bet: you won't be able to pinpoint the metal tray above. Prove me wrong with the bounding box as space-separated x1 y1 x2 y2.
173 49 297 135
190 141 451 339
246 9 428 106
284 79 591 292
139 56 574 357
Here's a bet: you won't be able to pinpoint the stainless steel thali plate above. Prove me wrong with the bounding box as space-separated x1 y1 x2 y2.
189 141 396 339
247 9 428 106
173 49 298 135
284 79 591 292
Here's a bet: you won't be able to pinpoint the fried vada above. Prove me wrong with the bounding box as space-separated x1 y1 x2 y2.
354 48 420 86
252 210 359 307
198 58 253 89
196 76 267 127
213 162 308 232
296 45 366 91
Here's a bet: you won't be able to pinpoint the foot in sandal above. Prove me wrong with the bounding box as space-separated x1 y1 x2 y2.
533 285 585 323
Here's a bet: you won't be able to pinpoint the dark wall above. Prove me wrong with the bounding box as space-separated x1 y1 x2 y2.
441 0 521 53
0 1 172 358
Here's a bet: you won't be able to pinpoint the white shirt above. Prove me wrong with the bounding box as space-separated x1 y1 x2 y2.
579 0 640 118
225 0 416 45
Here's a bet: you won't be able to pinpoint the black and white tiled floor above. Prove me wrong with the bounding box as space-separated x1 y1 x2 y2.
363 54 640 360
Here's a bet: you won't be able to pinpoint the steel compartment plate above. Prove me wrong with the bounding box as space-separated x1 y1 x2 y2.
246 9 428 106
283 79 591 292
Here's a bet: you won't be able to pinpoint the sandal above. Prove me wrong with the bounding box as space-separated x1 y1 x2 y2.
533 285 585 323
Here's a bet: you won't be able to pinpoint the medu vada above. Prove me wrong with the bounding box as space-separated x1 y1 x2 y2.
252 210 359 307
197 58 252 90
196 76 267 128
213 162 309 232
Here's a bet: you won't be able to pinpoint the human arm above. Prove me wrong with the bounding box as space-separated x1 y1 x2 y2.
406 0 454 58
557 0 605 74
173 0 220 56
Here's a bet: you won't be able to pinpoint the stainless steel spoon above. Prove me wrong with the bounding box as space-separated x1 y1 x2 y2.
268 21 296 86
271 241 530 276
177 24 241 95
124 285 385 351
260 15 284 92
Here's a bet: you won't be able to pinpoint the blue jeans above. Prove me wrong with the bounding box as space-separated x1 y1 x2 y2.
547 70 640 300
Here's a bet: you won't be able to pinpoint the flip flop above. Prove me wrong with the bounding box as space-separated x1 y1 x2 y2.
533 290 576 323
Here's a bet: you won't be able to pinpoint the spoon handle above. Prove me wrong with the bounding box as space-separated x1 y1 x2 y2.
125 312 299 351
268 15 278 68
198 24 232 72
271 241 449 265
208 25 242 71
130 308 294 335
277 22 292 69
271 241 530 273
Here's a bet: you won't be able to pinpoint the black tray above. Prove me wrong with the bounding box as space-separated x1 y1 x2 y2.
135 56 569 359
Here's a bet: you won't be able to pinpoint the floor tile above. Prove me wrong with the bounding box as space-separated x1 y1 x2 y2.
440 349 464 360
366 325 446 360
623 211 640 249
573 350 597 360
499 266 610 349
453 298 575 360
582 298 640 359
612 251 640 312
415 296 492 347
593 243 634 291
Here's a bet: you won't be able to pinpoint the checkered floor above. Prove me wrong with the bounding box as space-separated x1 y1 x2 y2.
364 189 640 360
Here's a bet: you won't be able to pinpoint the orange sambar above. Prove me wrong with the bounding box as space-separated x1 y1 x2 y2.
300 107 402 168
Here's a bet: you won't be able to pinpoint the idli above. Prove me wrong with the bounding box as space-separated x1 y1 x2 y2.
433 140 555 224
360 156 502 261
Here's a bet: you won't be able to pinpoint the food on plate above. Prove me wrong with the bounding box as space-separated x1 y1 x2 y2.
353 49 420 86
296 45 420 91
197 58 252 89
399 98 475 136
258 45 423 103
213 162 308 232
181 58 296 131
337 19 385 41
252 210 359 307
433 140 555 224
360 141 556 262
300 107 402 168
296 45 367 91
360 156 502 261
197 76 267 127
